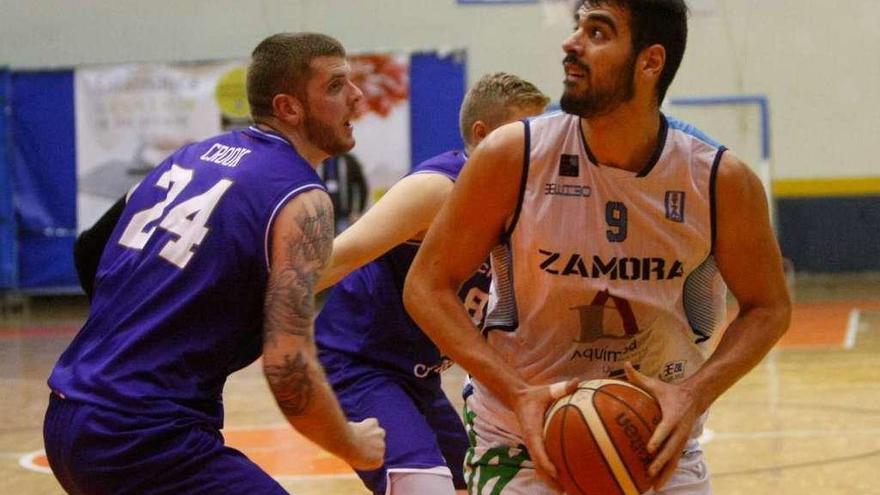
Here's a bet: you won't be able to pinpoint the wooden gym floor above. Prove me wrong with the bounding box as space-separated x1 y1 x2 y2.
2 273 879 495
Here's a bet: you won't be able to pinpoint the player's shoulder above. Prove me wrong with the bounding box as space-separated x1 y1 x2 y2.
411 149 466 178
665 114 723 151
717 150 759 187
712 150 766 209
527 110 576 134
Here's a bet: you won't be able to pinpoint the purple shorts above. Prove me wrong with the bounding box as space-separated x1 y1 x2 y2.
43 393 287 495
324 357 468 495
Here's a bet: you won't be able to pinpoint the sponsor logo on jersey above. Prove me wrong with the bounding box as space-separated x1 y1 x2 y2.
200 144 251 168
539 249 684 280
660 360 687 381
569 290 642 362
665 190 685 222
544 183 592 198
559 154 580 177
570 341 638 362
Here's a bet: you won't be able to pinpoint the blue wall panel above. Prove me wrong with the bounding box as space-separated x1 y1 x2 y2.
409 51 467 167
777 196 880 273
0 69 16 289
10 70 78 289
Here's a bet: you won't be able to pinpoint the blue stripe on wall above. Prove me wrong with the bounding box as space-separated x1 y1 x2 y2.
11 70 78 289
409 51 467 167
777 196 880 273
0 69 17 289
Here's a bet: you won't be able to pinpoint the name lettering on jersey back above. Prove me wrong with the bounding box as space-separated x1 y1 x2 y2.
539 249 684 280
200 144 252 168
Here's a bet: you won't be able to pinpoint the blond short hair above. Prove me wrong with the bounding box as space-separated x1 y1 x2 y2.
459 72 550 148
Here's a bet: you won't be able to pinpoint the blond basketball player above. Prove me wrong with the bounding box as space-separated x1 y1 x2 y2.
404 1 791 494
314 73 549 495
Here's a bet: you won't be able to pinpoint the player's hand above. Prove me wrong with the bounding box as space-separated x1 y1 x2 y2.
624 362 699 491
344 418 386 471
512 379 579 491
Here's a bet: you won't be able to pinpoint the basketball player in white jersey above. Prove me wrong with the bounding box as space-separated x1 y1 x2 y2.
404 1 791 494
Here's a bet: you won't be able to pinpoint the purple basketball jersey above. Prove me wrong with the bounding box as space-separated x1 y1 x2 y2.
49 126 325 427
316 150 492 384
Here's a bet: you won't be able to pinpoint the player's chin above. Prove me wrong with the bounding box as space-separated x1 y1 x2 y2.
562 84 587 99
337 134 356 153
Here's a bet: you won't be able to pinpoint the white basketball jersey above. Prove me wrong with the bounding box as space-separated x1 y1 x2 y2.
473 112 728 437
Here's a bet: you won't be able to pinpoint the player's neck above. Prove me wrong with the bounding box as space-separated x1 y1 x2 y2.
580 104 661 173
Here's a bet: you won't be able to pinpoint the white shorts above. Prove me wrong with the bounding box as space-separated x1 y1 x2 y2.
463 395 711 495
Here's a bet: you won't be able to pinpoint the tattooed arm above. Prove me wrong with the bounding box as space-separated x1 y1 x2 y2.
263 188 385 470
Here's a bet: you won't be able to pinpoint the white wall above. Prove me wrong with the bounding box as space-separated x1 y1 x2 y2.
1 0 876 180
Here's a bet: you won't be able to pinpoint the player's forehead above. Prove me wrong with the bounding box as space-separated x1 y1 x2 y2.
575 1 630 29
307 56 350 85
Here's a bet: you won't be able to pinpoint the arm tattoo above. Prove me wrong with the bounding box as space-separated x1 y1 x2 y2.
264 352 312 415
264 194 334 341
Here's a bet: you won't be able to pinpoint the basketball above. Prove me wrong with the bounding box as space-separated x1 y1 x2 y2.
543 379 662 495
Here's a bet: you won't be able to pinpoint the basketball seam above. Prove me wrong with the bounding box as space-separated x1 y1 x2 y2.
588 390 641 495
559 402 589 495
571 400 626 495
596 387 658 432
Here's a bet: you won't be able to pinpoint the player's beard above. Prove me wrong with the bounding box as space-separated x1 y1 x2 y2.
303 105 354 157
560 52 637 119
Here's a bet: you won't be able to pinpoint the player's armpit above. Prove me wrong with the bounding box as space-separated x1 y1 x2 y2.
317 172 453 292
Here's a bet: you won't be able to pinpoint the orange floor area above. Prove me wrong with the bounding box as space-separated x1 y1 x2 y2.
777 300 880 348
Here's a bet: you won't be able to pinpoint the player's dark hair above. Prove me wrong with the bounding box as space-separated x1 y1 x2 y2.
580 0 688 103
247 32 346 120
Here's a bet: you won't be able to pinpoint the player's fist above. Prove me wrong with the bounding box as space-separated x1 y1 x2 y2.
344 418 386 470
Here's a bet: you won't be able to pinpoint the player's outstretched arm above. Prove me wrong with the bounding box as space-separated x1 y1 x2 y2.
404 123 578 488
316 173 454 292
263 188 385 471
627 151 792 490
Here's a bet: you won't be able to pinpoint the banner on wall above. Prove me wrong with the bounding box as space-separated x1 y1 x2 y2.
75 54 411 232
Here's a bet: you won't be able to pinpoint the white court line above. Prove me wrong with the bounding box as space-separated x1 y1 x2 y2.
844 309 862 349
698 427 715 445
766 348 780 415
18 450 52 474
706 428 880 441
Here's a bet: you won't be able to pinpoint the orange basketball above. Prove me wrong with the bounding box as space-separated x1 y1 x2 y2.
543 379 662 495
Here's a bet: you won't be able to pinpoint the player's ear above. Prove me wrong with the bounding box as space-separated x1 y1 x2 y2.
272 93 304 126
639 44 665 82
471 120 489 146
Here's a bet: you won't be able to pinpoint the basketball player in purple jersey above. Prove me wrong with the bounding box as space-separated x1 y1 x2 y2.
44 33 385 494
314 73 549 495
406 1 791 494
